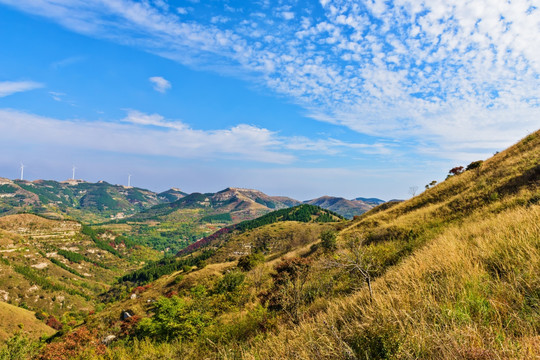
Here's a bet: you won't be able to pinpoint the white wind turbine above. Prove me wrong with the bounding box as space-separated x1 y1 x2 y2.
72 165 76 180
128 174 132 187
20 163 24 180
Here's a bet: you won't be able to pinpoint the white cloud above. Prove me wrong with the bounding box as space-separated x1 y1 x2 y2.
0 81 43 97
0 108 381 164
1 0 538 160
282 11 294 20
149 76 171 93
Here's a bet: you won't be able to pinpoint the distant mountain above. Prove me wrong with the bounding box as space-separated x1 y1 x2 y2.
304 196 379 219
130 187 301 223
157 188 187 202
0 178 171 222
352 197 385 206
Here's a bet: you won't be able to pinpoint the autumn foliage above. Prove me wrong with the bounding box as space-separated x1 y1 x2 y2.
45 315 62 331
39 326 105 360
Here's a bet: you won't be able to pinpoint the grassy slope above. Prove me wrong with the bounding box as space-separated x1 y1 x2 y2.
236 130 540 359
0 301 55 341
243 204 539 359
81 215 343 343
33 130 540 359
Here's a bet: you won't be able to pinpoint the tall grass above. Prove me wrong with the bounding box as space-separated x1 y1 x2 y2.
240 205 540 359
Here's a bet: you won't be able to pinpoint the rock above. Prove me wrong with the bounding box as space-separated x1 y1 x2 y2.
121 310 133 320
102 335 116 345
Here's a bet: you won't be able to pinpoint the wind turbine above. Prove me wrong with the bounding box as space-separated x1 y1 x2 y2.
128 174 131 187
20 163 24 180
72 165 76 180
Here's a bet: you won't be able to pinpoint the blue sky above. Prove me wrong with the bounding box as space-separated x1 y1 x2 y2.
0 0 538 200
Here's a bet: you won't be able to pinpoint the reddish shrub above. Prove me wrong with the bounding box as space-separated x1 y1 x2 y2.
120 314 142 336
39 326 106 360
46 315 63 331
449 166 465 176
133 284 152 294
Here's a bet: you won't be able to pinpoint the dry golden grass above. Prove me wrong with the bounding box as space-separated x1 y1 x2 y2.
236 205 539 359
0 301 55 341
0 213 80 232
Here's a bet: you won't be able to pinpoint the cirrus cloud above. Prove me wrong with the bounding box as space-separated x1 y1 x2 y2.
0 108 386 165
0 80 43 97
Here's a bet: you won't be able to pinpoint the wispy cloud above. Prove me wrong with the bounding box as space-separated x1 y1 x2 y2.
50 56 85 69
49 91 65 102
149 76 171 93
0 80 43 97
1 0 538 159
0 108 382 164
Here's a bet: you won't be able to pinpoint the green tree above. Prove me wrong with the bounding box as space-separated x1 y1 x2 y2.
320 229 337 252
137 296 212 341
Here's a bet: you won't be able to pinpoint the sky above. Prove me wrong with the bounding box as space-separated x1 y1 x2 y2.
0 0 538 201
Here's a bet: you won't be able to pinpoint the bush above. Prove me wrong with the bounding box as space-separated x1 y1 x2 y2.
466 160 484 170
39 326 105 360
0 332 40 360
320 229 337 252
263 257 312 324
214 271 245 294
449 166 465 176
35 310 48 321
46 315 63 331
136 296 212 341
237 252 265 271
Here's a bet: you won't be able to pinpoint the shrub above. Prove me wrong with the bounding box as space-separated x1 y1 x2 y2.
466 160 484 170
264 257 312 324
0 332 40 360
320 229 337 252
46 315 63 331
35 310 48 321
39 326 105 360
214 271 245 294
449 166 465 176
136 296 212 341
237 252 265 271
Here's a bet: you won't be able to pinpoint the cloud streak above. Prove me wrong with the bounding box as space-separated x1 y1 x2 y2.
0 80 43 97
0 108 384 164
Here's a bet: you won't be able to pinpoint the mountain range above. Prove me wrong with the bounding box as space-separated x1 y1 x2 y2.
0 178 384 222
